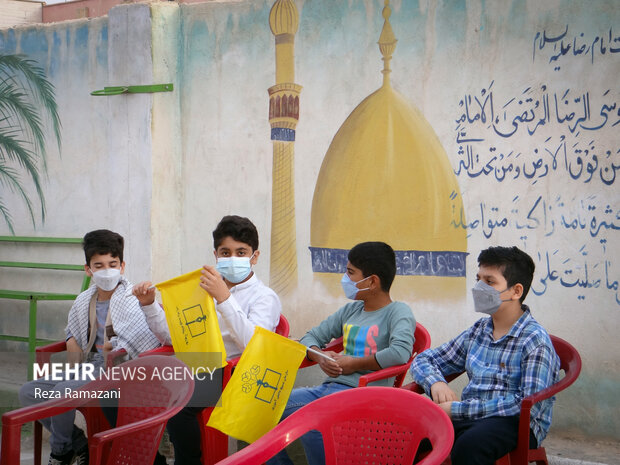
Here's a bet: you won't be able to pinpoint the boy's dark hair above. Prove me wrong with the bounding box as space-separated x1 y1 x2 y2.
213 215 259 251
348 242 396 292
477 246 535 303
83 230 124 265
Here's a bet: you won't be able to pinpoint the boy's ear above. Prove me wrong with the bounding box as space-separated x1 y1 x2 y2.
120 261 126 274
511 283 524 301
250 250 260 265
370 274 381 290
84 264 92 276
213 249 218 261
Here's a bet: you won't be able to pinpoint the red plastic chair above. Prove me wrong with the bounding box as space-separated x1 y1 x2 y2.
212 386 453 465
1 355 194 465
402 335 582 465
138 314 291 465
29 341 128 465
300 323 431 388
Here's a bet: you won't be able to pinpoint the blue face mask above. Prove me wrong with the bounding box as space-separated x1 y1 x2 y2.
341 274 371 300
471 280 510 315
216 253 255 284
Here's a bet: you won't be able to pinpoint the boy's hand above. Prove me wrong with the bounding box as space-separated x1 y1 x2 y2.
332 354 358 375
200 266 231 304
308 347 342 377
66 337 83 364
133 281 156 306
438 402 453 418
430 381 458 404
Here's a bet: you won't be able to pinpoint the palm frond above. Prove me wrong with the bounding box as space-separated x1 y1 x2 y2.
0 54 61 153
0 161 36 229
0 198 16 235
0 129 45 221
0 54 61 231
0 78 46 161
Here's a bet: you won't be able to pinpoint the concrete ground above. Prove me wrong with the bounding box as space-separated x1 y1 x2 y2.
1 353 618 464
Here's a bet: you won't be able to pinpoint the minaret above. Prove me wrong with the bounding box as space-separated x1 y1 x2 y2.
268 0 302 297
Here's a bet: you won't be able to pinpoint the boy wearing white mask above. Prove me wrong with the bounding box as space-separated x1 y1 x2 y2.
133 215 281 465
19 229 161 465
410 246 560 465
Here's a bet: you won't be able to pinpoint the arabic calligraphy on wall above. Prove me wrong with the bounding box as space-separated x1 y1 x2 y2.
452 25 618 306
533 25 620 71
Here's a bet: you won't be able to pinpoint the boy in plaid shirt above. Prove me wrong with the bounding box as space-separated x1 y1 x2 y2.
411 246 560 465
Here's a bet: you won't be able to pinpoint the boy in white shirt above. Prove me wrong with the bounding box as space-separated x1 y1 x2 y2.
134 215 281 465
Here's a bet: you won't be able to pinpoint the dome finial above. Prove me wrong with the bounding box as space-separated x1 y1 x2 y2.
269 0 299 36
378 0 397 87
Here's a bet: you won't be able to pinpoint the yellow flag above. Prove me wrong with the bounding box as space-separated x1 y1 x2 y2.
155 269 227 369
207 326 306 443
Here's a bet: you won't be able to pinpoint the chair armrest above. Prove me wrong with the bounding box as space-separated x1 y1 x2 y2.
2 395 94 427
521 371 577 410
221 357 240 388
138 345 174 357
106 348 127 368
324 338 344 353
358 362 411 387
401 370 465 396
401 381 425 394
90 409 175 445
35 341 68 364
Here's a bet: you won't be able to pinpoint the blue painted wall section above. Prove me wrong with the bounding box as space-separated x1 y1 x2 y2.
309 247 467 277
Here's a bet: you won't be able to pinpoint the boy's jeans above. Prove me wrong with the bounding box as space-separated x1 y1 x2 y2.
267 381 353 465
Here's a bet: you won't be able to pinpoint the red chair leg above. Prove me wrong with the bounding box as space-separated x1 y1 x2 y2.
1 423 22 465
527 447 548 465
35 420 42 465
199 408 228 465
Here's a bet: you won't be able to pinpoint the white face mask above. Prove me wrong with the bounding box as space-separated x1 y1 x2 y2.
215 252 256 284
340 274 371 300
91 268 122 291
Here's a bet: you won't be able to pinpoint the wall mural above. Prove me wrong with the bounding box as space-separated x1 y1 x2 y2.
0 54 61 234
306 1 467 300
268 0 302 297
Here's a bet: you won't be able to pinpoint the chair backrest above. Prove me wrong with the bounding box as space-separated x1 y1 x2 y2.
390 323 431 388
320 388 452 465
100 356 195 465
215 387 453 465
507 335 582 465
275 314 290 338
413 323 431 355
550 335 581 385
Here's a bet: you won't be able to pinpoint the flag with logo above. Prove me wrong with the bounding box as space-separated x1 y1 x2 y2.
156 269 227 369
207 326 306 443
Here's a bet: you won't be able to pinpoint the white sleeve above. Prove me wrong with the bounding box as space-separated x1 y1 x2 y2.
216 292 281 352
141 302 172 345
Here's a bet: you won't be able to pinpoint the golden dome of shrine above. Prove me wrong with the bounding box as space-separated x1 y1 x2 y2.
309 1 467 301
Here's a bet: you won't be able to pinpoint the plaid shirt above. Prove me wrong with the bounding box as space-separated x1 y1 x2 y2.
411 306 559 444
